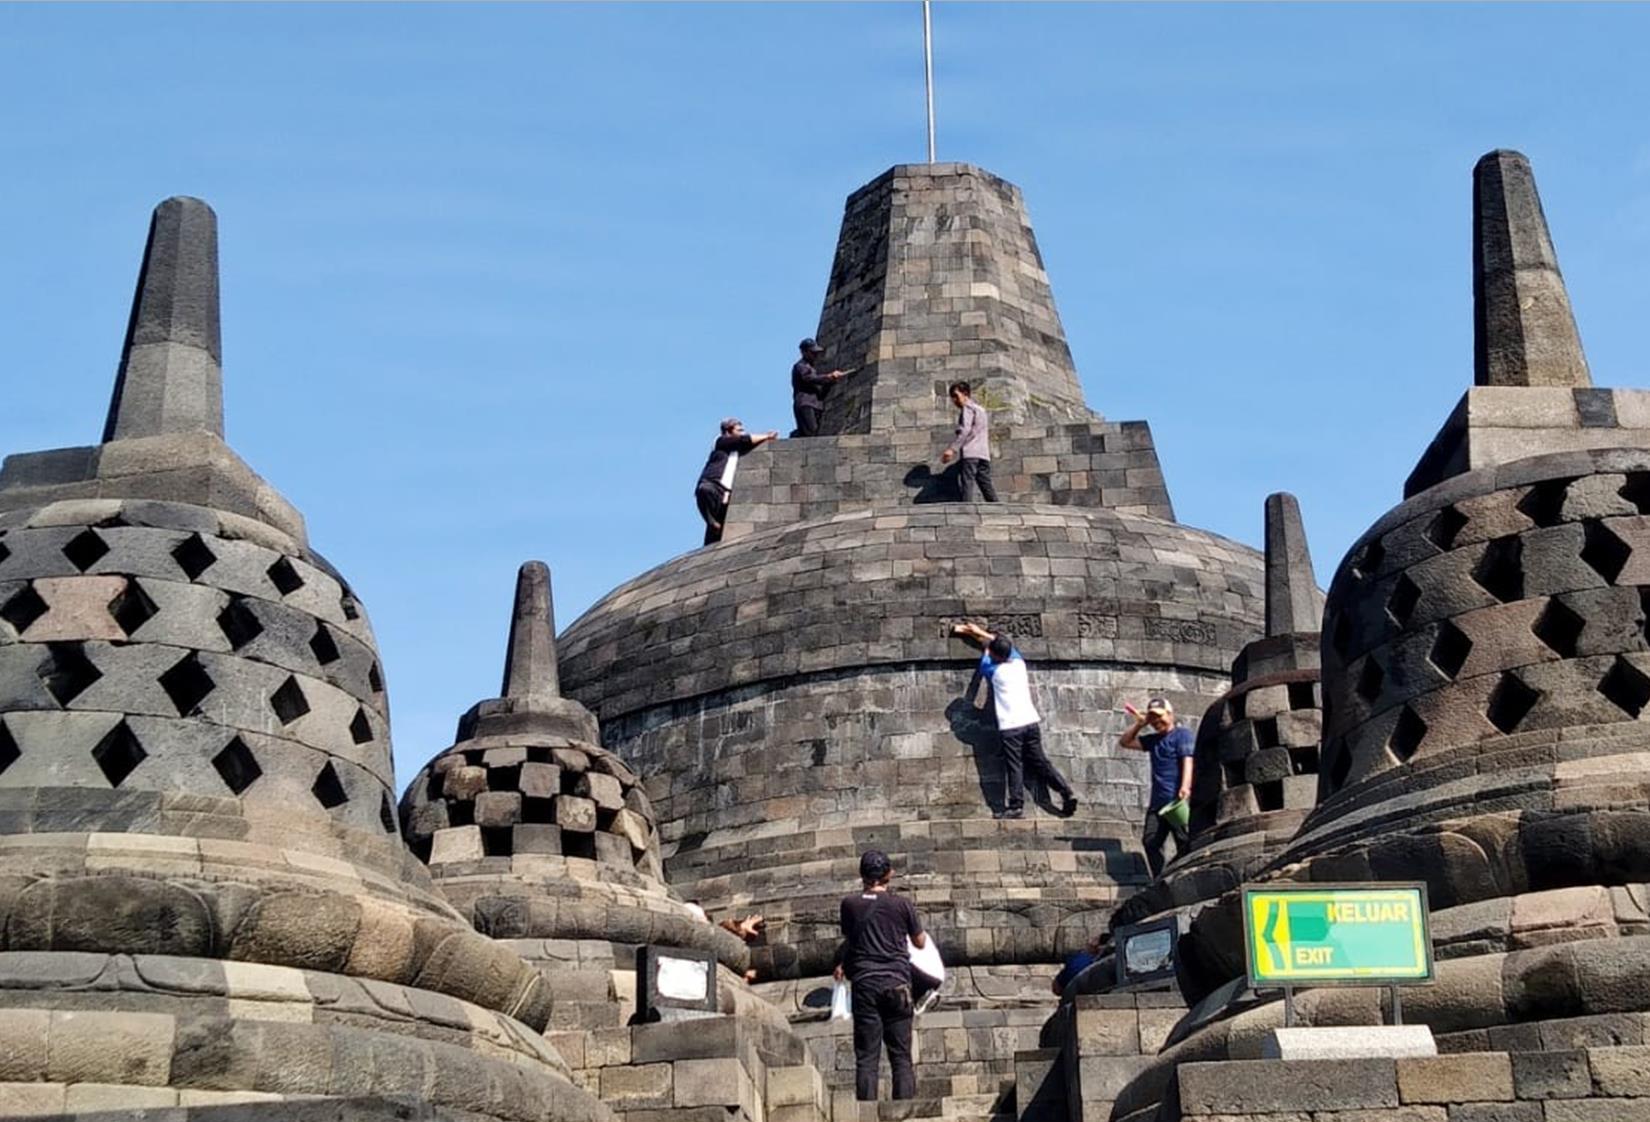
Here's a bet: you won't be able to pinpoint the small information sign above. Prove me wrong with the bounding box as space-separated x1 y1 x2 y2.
1243 883 1432 987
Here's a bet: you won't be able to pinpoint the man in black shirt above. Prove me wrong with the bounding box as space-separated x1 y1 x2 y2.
695 418 777 545
835 849 926 1101
791 338 845 437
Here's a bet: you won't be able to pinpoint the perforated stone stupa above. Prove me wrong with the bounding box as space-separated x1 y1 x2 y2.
1109 151 1650 1122
0 198 606 1120
558 163 1268 1014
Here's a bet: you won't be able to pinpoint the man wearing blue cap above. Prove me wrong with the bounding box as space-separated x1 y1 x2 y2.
835 849 926 1101
1120 697 1194 876
792 338 846 437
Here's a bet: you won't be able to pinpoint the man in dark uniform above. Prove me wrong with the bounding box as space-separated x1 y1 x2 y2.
694 417 777 545
791 338 845 437
835 849 926 1101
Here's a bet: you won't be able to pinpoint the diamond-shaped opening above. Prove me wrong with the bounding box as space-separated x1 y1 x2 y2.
212 736 262 795
1426 506 1470 552
379 791 397 833
61 529 110 572
1581 521 1631 585
1 583 49 635
309 622 341 666
1619 473 1650 516
447 800 475 827
1254 780 1284 812
1472 536 1525 604
1531 598 1585 659
340 595 360 621
1328 743 1353 791
266 557 305 597
1386 575 1422 627
311 760 348 808
349 707 373 745
481 826 514 857
1221 759 1245 787
216 596 264 651
91 719 147 786
0 719 19 777
1387 706 1427 763
171 533 218 581
1287 681 1318 711
1598 657 1650 719
1486 673 1540 734
1429 620 1474 679
108 579 158 639
1351 538 1385 581
1289 744 1320 775
525 745 553 764
270 676 310 725
1517 478 1573 529
522 796 556 823
563 832 597 860
159 653 215 716
1356 658 1385 704
40 642 102 707
489 763 522 790
368 662 384 694
1254 717 1280 749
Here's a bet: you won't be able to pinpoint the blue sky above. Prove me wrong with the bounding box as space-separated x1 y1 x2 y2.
3 3 1647 778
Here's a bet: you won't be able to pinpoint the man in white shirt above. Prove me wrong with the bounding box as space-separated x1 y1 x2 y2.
952 623 1079 820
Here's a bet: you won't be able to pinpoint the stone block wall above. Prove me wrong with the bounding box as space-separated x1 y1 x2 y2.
1052 993 1186 1122
1167 1050 1650 1122
811 164 1091 437
722 421 1174 540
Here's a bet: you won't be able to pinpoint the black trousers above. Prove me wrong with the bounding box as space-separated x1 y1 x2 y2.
794 402 823 437
695 482 728 546
1142 806 1190 878
1001 723 1071 812
959 457 998 502
851 979 915 1101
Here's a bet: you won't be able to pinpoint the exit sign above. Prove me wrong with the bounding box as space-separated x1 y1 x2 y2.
1243 884 1433 987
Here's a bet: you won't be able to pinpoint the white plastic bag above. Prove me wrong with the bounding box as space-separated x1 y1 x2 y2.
908 937 945 987
830 979 853 1021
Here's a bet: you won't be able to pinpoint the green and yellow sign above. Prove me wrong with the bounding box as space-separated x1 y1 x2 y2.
1243 884 1433 987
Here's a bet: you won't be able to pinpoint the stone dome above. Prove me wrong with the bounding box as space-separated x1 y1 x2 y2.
559 502 1264 977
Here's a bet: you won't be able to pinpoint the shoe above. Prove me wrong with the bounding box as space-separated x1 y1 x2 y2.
1058 794 1079 818
994 807 1024 820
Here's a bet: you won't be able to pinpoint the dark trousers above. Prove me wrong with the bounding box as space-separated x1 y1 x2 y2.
851 979 915 1101
1001 723 1071 812
959 457 998 502
695 482 728 546
794 403 823 437
1142 806 1190 878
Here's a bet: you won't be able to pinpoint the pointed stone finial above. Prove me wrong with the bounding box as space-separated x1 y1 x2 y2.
102 196 224 443
1473 150 1590 389
501 561 560 701
1264 492 1322 637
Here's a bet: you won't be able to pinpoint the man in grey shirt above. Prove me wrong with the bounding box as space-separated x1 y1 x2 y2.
939 380 998 502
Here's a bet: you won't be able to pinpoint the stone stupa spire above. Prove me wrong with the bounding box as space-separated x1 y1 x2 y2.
501 560 561 701
103 196 226 442
1473 149 1590 389
1263 491 1324 637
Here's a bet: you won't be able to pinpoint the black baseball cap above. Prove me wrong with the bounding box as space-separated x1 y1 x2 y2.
800 338 824 353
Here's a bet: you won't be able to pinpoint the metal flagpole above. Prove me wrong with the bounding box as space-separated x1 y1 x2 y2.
923 0 936 162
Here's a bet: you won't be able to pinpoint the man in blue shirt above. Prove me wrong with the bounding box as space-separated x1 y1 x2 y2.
1119 697 1194 877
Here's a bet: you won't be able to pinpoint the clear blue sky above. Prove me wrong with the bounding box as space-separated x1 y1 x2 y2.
3 4 1647 779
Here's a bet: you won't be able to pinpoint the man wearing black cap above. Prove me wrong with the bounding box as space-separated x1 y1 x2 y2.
695 418 778 546
835 849 926 1101
792 338 846 437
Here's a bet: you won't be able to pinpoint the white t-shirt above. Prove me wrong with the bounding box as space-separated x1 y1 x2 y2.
980 649 1039 731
